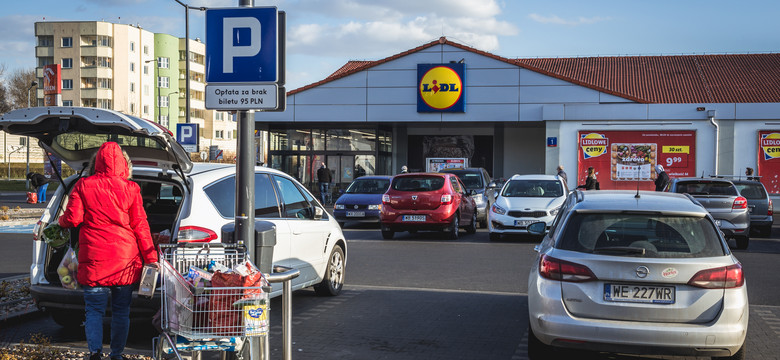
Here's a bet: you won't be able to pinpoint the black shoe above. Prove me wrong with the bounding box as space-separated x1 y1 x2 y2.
89 353 102 360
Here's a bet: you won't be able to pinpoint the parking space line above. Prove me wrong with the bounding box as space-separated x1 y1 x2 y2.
347 283 525 296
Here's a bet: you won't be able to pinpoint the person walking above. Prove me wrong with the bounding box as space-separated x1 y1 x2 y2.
745 167 758 180
400 165 408 174
317 162 332 204
655 164 670 191
578 166 598 190
26 172 51 203
58 142 157 360
556 165 568 185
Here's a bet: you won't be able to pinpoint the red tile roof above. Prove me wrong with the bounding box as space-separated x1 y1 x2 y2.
290 37 780 104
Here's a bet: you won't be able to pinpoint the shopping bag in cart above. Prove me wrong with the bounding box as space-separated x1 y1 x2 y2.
208 268 268 335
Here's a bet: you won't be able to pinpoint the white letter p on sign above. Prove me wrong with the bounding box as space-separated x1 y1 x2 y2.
182 126 192 140
223 17 262 73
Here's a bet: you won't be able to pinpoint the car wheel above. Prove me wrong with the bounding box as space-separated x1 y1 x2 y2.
713 342 746 360
465 212 477 234
527 326 553 360
381 230 394 239
315 246 345 296
489 232 501 241
446 213 460 240
735 235 749 250
49 309 84 329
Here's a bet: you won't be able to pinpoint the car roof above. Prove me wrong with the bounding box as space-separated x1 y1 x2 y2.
352 175 393 180
573 190 706 215
440 167 485 172
672 177 735 184
508 174 561 181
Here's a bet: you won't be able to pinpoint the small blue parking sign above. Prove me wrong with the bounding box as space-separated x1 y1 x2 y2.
177 123 199 153
206 7 278 83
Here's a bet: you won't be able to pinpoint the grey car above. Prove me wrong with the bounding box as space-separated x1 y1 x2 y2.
669 178 751 249
527 190 748 360
439 167 494 227
732 179 773 237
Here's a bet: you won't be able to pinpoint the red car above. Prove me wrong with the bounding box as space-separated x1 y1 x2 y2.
380 172 478 239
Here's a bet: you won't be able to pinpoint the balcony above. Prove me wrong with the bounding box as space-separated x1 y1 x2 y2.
80 67 113 78
36 46 54 58
80 88 113 99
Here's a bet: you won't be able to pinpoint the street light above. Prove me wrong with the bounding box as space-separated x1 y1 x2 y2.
173 0 206 124
167 91 179 128
25 80 37 189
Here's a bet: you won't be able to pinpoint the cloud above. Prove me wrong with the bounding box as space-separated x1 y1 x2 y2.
528 13 611 26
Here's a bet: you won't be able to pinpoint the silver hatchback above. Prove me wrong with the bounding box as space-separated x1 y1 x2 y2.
527 190 748 360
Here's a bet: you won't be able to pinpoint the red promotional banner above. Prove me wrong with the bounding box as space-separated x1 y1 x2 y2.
757 131 780 194
43 64 61 95
577 130 696 191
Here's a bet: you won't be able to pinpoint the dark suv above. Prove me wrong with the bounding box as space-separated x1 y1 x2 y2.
439 168 494 227
669 178 750 249
732 179 773 237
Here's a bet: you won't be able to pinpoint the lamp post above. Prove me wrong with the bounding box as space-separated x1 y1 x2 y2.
167 91 179 128
26 80 37 189
173 0 206 124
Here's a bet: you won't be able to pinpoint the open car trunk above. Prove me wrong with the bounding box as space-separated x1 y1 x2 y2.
43 175 184 286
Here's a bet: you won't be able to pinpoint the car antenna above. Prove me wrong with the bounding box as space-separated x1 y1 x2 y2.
635 178 641 198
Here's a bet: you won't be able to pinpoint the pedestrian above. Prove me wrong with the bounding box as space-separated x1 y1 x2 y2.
745 167 758 180
317 162 332 204
654 164 670 191
58 142 158 360
400 165 408 174
556 165 568 185
26 171 52 203
577 166 598 190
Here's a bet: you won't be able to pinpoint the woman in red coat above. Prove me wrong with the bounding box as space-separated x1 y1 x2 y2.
59 141 158 360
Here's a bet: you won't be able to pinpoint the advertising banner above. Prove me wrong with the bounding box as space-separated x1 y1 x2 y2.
577 130 696 190
757 131 780 194
426 158 467 172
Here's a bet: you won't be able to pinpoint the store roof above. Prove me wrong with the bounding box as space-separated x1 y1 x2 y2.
290 37 780 104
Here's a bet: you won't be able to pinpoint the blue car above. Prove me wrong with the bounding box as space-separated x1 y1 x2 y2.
333 176 393 227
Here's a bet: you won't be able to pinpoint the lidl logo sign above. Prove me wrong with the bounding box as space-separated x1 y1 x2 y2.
580 133 608 159
417 63 465 112
761 133 780 160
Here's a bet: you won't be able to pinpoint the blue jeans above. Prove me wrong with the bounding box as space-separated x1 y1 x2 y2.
37 183 48 203
83 285 134 358
319 182 330 204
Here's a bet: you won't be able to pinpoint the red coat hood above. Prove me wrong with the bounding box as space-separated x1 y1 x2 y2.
95 142 129 178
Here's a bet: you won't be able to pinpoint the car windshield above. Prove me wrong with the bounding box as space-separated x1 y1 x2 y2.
674 181 736 196
345 178 391 194
55 131 165 151
557 212 725 258
443 171 483 190
501 180 563 197
734 183 767 199
392 176 445 192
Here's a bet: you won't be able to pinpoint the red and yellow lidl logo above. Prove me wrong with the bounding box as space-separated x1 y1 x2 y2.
761 133 780 160
580 133 609 159
417 63 465 112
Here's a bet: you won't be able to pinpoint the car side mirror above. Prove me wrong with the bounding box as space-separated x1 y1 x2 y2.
314 206 323 220
527 222 547 235
488 181 497 188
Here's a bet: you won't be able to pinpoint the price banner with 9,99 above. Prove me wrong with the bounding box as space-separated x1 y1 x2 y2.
578 130 696 191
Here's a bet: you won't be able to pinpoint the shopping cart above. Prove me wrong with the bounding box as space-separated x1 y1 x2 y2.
153 243 270 360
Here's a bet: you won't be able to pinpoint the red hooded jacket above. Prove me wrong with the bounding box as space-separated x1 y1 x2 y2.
59 142 157 287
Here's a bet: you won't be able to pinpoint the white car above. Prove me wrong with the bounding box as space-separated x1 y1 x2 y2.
0 107 347 327
487 174 567 241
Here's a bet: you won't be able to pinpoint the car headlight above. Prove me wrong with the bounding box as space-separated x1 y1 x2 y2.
334 204 345 210
550 206 561 216
368 204 381 210
491 203 506 215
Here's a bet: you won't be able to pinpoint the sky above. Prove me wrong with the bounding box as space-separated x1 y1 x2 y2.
1 0 778 91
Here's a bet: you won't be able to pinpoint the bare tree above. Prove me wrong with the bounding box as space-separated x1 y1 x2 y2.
0 64 11 114
7 68 38 109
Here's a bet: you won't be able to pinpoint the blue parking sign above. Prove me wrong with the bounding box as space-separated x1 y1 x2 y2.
177 123 199 152
206 7 278 83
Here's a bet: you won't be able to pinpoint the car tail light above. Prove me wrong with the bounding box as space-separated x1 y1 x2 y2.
769 199 773 216
382 194 390 204
732 196 747 210
441 194 452 205
539 254 597 282
177 226 218 243
688 263 744 289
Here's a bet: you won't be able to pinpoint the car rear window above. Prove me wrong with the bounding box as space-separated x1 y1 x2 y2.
392 176 445 192
443 171 483 189
734 183 767 199
502 180 563 198
674 181 736 196
557 213 725 258
345 178 391 194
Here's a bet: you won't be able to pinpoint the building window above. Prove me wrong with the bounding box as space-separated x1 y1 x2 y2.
159 115 169 128
144 85 150 96
130 82 135 93
62 37 72 48
130 103 136 113
158 96 169 108
143 105 149 115
158 57 169 69
143 45 149 55
158 76 169 89
63 100 73 106
130 62 135 72
62 58 73 69
98 78 112 89
130 41 135 52
62 79 73 90
215 130 224 139
143 65 149 75
98 99 112 109
38 36 53 47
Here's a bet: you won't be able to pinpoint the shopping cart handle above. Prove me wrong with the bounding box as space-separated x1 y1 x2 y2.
267 265 300 283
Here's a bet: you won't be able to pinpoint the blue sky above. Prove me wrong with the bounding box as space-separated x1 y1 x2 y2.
1 0 778 91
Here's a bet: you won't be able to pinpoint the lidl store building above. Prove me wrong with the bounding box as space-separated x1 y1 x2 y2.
259 37 780 195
